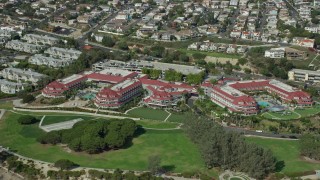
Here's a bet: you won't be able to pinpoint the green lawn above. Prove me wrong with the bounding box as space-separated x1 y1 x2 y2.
127 107 169 121
166 112 194 123
41 115 98 126
137 120 179 129
0 111 214 175
294 106 320 118
246 137 320 176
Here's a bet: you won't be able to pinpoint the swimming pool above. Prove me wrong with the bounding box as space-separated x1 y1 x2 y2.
258 101 269 107
82 93 96 100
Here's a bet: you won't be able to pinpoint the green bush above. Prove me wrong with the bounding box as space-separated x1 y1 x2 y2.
54 159 77 170
22 94 35 103
17 115 38 125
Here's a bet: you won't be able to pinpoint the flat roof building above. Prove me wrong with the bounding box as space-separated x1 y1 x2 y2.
288 68 320 83
92 59 203 75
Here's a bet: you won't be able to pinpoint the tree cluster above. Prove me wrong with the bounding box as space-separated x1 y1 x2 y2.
300 134 320 160
88 169 171 180
54 159 78 170
17 115 39 125
184 117 277 179
102 35 116 47
164 70 183 82
21 94 35 104
6 156 42 179
186 72 205 85
38 119 137 154
47 170 85 179
142 68 162 79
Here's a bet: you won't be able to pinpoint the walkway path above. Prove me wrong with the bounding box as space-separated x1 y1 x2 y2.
39 115 46 127
164 110 172 122
12 107 141 121
124 106 141 114
0 109 6 120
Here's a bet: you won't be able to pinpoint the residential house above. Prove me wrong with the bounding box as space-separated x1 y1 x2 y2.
29 54 74 68
22 34 59 45
292 37 315 48
0 79 25 94
241 31 251 39
230 30 242 38
5 40 45 53
264 47 286 58
44 47 82 60
226 44 237 53
237 45 248 53
305 24 320 33
77 15 93 24
285 47 307 60
174 30 196 41
1 68 46 84
188 42 201 50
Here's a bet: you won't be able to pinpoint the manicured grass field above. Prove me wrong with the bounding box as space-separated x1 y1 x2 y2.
166 112 195 123
127 107 169 121
41 115 98 126
246 137 320 176
137 120 179 129
0 111 213 175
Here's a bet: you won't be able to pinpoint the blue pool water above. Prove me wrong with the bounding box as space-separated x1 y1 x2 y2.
258 101 269 107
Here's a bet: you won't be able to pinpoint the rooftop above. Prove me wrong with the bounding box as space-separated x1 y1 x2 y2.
58 74 85 85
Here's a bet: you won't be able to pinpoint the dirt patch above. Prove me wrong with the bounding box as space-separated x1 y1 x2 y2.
0 167 23 180
301 156 320 163
57 144 72 153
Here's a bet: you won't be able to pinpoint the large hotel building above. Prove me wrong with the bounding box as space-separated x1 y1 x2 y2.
202 79 313 115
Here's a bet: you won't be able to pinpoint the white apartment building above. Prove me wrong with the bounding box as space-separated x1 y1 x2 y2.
29 54 74 68
288 69 320 83
264 48 285 58
0 29 12 38
44 47 82 60
22 34 59 46
5 40 45 54
0 79 25 94
1 68 46 84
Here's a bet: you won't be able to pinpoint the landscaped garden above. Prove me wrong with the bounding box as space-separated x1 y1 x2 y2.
262 106 320 120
